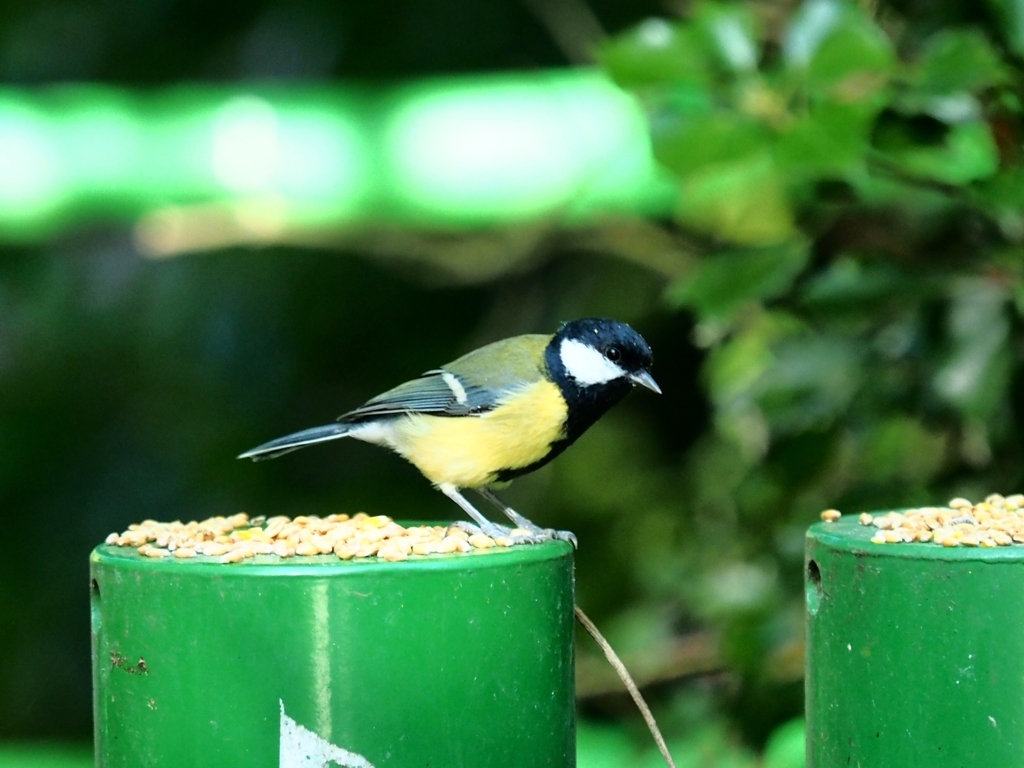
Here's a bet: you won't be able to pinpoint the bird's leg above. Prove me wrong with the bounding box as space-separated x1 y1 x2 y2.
446 519 485 537
475 487 578 548
445 519 516 538
437 484 514 541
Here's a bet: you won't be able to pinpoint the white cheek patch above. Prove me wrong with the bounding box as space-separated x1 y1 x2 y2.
559 338 627 386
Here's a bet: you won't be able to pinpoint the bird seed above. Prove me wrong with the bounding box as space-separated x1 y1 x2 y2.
824 493 1024 548
104 512 519 563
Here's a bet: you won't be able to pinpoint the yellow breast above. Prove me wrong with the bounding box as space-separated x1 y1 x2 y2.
390 380 568 488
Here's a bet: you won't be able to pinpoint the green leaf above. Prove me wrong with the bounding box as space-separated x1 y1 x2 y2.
976 168 1024 210
774 102 876 180
753 334 862 434
636 724 758 768
809 25 893 98
576 722 636 768
913 29 1007 95
974 169 1024 237
783 0 845 68
676 154 796 244
601 18 713 90
800 257 916 309
784 1 894 98
653 112 770 176
875 119 999 186
858 417 947 484
668 241 810 319
603 4 761 93
763 720 807 768
701 312 805 457
983 0 1024 57
705 311 805 404
933 278 1011 421
691 2 761 75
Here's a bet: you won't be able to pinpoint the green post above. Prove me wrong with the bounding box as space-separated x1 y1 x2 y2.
91 537 575 767
806 516 1024 766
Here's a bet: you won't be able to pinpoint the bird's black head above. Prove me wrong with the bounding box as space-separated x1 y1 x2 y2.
544 318 659 443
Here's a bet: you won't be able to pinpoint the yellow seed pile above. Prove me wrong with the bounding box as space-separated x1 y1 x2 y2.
820 493 1024 548
105 512 521 563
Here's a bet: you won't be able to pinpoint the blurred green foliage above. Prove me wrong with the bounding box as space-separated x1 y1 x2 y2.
591 0 1024 747
0 744 93 768
6 0 1024 763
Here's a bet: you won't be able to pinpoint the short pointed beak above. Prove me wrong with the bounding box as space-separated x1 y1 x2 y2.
629 370 661 394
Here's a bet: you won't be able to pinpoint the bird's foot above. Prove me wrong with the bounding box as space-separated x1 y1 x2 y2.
551 529 578 548
471 488 579 548
509 526 578 549
446 520 512 539
445 521 576 547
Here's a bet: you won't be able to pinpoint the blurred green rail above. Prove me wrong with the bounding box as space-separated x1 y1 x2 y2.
0 718 806 767
0 70 677 246
0 744 93 768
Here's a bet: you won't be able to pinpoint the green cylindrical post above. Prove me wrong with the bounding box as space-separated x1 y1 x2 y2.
91 537 575 767
806 517 1024 766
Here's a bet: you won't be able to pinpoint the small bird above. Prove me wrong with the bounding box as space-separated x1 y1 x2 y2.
239 318 660 545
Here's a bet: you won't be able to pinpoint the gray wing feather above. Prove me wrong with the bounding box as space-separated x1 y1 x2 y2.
238 423 353 461
338 333 552 424
338 371 492 422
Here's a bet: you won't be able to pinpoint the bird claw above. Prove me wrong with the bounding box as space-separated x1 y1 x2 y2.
469 488 578 549
509 526 578 549
446 521 578 548
555 529 578 548
548 529 578 548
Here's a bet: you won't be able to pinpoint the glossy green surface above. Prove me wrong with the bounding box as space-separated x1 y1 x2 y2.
91 537 575 767
806 516 1024 766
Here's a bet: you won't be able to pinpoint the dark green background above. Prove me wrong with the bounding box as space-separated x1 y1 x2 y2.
5 1 1024 765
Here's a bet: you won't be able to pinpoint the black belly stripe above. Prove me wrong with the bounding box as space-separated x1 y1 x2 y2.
490 348 634 483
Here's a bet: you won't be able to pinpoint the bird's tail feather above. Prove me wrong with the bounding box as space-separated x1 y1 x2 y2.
238 424 353 461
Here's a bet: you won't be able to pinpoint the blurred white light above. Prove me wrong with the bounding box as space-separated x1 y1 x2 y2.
0 102 61 217
390 90 571 219
712 17 757 71
637 18 674 49
388 75 659 222
783 0 842 68
925 94 979 124
60 103 143 191
276 109 367 211
211 96 280 192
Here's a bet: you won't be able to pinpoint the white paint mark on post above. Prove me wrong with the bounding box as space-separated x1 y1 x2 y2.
280 700 375 768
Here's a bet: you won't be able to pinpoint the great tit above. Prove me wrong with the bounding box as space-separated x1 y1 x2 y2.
239 318 660 545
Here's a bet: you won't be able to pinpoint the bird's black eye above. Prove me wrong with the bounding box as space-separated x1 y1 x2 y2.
606 346 621 362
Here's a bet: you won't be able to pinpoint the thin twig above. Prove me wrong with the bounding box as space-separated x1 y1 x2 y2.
575 629 722 699
574 604 677 768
